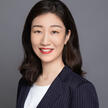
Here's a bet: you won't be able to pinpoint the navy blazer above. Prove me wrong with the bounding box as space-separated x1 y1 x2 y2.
16 65 99 108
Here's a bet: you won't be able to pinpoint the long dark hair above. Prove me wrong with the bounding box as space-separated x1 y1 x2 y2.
19 0 85 85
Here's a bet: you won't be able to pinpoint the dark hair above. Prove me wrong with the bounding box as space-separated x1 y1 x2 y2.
19 0 86 85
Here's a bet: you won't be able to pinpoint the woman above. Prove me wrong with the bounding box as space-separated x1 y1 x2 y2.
16 0 99 108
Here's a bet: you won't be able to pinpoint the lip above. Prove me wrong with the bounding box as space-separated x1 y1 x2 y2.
39 48 54 54
39 48 54 50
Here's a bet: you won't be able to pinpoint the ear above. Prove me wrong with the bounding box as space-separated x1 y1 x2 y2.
64 30 71 45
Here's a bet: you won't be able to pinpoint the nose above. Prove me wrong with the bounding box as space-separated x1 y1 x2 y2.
40 32 50 46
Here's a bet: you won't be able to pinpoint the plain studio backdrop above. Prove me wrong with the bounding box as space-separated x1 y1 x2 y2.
0 0 107 108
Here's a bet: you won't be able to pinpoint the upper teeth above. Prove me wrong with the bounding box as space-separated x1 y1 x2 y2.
41 49 52 52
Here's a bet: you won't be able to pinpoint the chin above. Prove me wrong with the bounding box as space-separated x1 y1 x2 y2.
39 55 58 63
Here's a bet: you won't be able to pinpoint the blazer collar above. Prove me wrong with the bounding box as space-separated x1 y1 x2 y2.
22 65 70 108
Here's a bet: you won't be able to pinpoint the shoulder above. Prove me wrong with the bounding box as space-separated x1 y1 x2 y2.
17 77 31 90
18 77 28 85
63 66 99 107
16 77 29 96
62 65 98 98
63 66 95 89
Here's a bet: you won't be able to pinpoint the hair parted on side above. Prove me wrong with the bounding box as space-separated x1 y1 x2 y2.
19 0 86 85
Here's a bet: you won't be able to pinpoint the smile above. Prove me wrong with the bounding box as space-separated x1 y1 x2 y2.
39 48 54 54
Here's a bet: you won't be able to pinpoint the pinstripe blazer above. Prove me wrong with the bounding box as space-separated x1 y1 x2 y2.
16 65 99 108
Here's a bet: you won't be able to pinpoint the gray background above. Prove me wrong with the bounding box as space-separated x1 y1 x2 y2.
0 0 107 108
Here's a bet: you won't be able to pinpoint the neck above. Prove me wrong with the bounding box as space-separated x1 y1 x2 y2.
41 58 65 80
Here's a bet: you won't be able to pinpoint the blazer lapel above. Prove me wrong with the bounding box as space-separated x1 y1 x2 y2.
37 65 68 108
37 74 63 108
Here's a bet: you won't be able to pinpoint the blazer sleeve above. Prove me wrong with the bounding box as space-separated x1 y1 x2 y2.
71 82 99 108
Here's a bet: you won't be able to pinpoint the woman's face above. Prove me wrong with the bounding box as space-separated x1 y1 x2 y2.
31 13 71 63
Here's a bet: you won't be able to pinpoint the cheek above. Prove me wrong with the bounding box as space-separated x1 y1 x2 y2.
31 37 40 55
52 36 65 47
31 36 40 46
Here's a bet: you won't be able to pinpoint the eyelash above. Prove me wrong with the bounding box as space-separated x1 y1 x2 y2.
52 31 59 34
33 30 42 33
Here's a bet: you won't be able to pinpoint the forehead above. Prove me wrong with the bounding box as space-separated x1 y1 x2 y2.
31 13 65 29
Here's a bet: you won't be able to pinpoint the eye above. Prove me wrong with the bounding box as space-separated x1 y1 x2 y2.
33 30 42 34
52 31 59 34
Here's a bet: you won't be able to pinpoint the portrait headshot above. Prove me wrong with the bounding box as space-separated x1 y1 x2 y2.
0 0 108 108
16 0 99 108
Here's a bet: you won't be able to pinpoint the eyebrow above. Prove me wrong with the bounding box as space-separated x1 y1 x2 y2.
32 24 63 28
50 25 63 28
32 25 43 28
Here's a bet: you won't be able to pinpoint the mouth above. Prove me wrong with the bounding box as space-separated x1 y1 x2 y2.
39 48 54 54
